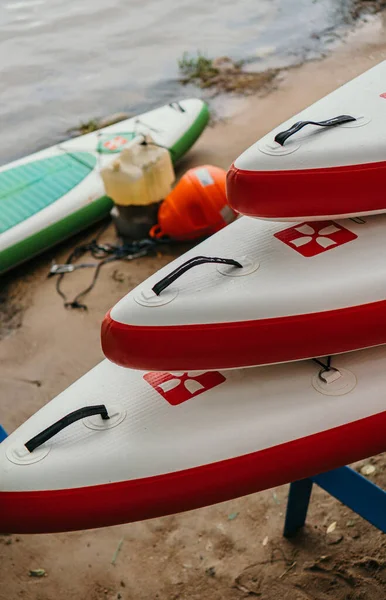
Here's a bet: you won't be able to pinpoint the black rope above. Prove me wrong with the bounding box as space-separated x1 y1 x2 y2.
25 405 109 453
52 221 109 310
61 257 114 310
50 222 158 310
274 115 356 146
152 256 243 296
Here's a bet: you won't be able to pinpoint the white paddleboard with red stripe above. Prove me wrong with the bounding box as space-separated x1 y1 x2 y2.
102 214 386 372
1 347 386 534
227 60 386 221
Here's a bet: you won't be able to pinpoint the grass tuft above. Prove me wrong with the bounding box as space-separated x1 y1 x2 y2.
178 52 278 95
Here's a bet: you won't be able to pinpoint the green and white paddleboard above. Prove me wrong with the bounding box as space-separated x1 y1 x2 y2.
0 99 209 274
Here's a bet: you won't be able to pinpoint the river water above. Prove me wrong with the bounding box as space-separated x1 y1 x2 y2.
0 0 353 165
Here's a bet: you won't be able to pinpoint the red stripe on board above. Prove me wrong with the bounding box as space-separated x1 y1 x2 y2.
101 299 386 371
226 161 386 219
1 410 386 534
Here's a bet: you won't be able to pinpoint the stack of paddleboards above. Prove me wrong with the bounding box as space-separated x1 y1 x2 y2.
2 64 386 534
0 99 209 274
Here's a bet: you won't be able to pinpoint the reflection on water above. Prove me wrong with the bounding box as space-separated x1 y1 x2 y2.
0 0 351 164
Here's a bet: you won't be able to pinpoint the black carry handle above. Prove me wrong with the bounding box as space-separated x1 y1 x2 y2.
152 256 243 296
274 114 356 146
25 405 109 453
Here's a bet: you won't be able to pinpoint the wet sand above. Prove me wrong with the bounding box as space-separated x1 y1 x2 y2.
1 14 386 600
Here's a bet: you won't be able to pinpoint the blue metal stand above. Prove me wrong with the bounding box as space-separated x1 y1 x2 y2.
0 425 7 443
284 465 386 537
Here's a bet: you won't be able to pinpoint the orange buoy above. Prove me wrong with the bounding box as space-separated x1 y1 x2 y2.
150 165 237 241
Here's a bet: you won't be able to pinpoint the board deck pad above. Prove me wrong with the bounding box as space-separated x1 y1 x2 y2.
0 152 96 234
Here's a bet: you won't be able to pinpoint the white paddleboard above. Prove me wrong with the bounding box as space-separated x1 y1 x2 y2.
102 213 386 371
1 346 385 533
227 61 386 221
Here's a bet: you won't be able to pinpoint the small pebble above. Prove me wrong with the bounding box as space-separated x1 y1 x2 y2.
227 512 239 521
360 464 376 476
29 569 46 578
326 522 337 534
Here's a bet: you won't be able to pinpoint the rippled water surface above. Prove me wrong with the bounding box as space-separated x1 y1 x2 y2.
0 0 351 164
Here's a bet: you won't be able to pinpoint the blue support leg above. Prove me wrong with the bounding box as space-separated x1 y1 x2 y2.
284 465 386 538
0 425 7 442
283 477 313 537
312 466 386 533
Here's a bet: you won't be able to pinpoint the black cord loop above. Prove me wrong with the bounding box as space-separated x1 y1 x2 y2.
313 356 341 383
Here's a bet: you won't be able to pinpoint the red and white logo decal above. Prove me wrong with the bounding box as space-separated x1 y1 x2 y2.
103 136 128 151
144 371 226 405
274 221 357 257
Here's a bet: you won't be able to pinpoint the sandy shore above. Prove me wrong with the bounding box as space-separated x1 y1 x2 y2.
1 14 386 600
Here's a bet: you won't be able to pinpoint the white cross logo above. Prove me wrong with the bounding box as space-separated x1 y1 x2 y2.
156 372 208 395
289 223 341 249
